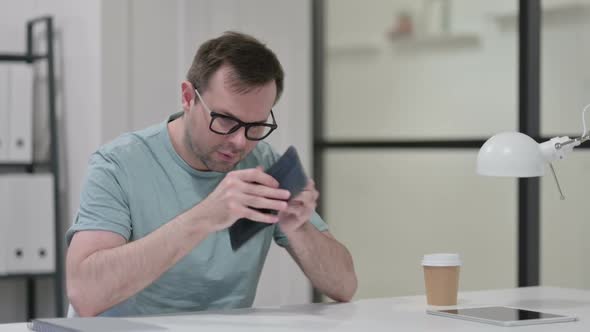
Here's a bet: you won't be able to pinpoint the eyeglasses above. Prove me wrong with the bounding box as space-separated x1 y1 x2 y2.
194 88 278 141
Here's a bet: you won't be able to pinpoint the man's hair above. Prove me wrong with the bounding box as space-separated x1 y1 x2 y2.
187 31 284 102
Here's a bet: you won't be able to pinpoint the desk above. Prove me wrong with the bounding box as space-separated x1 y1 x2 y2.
1 287 589 331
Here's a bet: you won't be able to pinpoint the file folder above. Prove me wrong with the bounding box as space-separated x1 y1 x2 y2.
0 174 55 274
7 64 33 163
0 66 8 161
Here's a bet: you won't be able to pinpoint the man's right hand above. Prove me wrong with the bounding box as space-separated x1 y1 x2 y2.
189 167 291 233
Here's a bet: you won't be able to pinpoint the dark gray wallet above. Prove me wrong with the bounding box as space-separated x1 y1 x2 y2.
229 146 308 251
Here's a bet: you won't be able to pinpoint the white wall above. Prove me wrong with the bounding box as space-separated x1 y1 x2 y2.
0 0 313 323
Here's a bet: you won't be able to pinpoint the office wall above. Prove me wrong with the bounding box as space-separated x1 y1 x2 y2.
541 152 590 288
0 0 313 323
539 0 590 289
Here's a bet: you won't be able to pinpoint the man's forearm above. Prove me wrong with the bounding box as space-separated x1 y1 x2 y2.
285 223 357 302
68 213 209 316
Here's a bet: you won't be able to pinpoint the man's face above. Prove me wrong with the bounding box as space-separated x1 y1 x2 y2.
182 66 277 172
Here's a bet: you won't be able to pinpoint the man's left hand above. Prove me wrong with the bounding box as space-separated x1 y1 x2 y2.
278 179 319 234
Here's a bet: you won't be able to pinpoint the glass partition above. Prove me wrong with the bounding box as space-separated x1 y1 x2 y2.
322 0 520 299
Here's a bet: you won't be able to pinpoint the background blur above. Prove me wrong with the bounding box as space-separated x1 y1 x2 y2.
0 0 589 323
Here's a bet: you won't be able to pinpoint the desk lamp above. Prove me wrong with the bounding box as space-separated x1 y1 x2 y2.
476 105 590 199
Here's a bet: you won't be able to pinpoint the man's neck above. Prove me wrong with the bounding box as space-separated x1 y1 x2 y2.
167 116 210 171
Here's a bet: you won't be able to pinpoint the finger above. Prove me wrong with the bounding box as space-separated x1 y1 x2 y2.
289 195 317 216
242 183 291 200
291 190 315 204
305 188 319 202
243 194 289 211
284 205 304 216
287 199 304 207
239 207 279 224
288 206 313 221
235 168 279 188
277 209 297 220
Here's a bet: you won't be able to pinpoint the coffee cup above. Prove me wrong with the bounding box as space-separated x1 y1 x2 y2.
422 253 461 306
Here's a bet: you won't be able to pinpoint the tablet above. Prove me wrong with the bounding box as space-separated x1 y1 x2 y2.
427 306 577 327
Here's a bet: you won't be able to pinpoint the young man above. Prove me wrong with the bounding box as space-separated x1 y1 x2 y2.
66 32 357 317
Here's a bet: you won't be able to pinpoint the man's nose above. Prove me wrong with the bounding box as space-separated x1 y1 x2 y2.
227 126 247 148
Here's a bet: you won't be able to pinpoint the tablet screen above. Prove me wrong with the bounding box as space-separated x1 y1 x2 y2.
438 306 565 321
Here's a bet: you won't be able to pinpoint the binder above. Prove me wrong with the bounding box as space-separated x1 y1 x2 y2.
26 174 56 273
0 65 8 161
7 64 33 163
0 174 55 274
0 173 6 275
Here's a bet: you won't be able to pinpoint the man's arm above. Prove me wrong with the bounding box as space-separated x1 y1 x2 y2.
67 214 208 317
67 168 290 317
285 226 357 302
278 180 357 302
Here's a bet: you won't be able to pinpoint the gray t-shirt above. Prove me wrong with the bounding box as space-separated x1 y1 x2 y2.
66 113 328 316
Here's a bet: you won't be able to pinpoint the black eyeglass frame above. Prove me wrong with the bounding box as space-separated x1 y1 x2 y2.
194 87 278 141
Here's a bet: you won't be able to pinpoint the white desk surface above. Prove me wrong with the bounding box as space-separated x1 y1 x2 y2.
2 286 589 331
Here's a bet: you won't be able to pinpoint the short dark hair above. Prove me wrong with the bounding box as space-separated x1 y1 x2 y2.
187 31 284 103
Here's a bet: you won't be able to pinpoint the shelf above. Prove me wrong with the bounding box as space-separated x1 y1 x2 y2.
0 162 50 167
0 273 55 280
390 34 480 51
0 53 47 62
0 164 52 175
492 3 590 26
326 42 381 57
327 34 480 55
0 16 64 319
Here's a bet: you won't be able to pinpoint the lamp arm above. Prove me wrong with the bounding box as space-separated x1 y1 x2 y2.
541 103 590 161
581 103 590 137
539 135 587 162
539 133 589 201
555 134 590 150
548 163 566 200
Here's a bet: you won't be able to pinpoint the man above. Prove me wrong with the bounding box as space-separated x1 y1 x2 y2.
66 31 357 317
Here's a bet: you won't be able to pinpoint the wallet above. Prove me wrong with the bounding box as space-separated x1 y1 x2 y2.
229 146 308 251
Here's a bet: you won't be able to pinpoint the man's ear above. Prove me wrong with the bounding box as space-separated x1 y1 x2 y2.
181 81 195 112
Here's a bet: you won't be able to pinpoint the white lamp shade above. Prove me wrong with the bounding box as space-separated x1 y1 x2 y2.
477 132 545 177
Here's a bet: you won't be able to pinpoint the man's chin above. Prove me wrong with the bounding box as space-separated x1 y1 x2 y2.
200 151 244 172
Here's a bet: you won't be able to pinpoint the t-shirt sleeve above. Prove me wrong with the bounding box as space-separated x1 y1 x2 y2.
65 151 132 246
258 143 329 248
